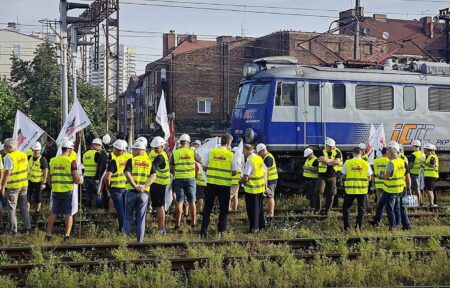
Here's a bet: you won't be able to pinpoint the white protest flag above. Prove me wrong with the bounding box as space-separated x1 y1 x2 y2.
13 110 45 152
195 137 220 182
56 99 91 145
71 145 82 215
232 140 244 173
368 124 387 163
156 91 171 141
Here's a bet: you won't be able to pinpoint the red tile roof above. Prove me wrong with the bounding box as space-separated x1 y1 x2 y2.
163 39 215 60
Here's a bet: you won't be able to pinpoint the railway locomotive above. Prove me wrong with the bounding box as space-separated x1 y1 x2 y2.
230 57 450 189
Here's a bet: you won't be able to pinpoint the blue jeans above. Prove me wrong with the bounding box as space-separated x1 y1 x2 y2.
123 190 149 243
394 189 411 229
110 188 126 231
172 178 196 203
373 191 400 229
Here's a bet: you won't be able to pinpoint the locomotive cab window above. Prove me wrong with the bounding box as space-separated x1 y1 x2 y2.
237 83 251 107
309 83 320 106
429 87 450 111
355 85 393 110
332 84 346 109
275 82 296 106
403 86 416 111
248 82 271 105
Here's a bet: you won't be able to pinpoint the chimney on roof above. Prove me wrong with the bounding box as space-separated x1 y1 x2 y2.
177 34 197 45
163 30 176 58
7 22 17 31
217 36 234 44
421 16 434 38
373 14 387 22
338 9 356 34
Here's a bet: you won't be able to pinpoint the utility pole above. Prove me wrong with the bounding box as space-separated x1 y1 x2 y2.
60 0 69 122
440 8 450 63
354 0 362 60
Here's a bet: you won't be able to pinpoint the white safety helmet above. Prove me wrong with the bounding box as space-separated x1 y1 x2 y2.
256 143 267 153
424 143 435 150
32 142 42 151
304 148 313 157
136 136 148 147
412 140 421 147
387 141 400 152
179 134 191 142
358 143 367 150
102 134 111 144
62 139 75 149
120 140 128 148
92 138 102 145
132 141 146 150
150 136 165 148
193 140 202 146
325 137 336 147
112 140 127 151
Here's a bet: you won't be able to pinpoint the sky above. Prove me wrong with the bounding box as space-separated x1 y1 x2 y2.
0 0 447 74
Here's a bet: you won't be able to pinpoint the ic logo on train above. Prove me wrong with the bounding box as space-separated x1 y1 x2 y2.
390 123 436 145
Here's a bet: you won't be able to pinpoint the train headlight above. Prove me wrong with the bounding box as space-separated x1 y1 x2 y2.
243 63 261 78
245 128 255 143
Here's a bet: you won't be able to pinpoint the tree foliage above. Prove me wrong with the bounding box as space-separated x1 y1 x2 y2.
0 81 22 138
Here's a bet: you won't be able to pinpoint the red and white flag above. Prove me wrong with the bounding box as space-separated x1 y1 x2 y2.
367 123 387 163
13 110 45 152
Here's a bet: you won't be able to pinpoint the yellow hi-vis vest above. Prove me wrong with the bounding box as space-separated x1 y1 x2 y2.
384 158 406 194
243 155 266 194
196 166 207 187
110 154 128 189
28 156 44 183
410 150 424 175
303 156 318 179
318 149 341 173
83 149 97 177
362 154 369 162
126 154 152 192
344 158 369 195
424 154 439 179
5 150 28 189
206 148 233 186
68 150 77 162
264 153 278 181
154 151 170 185
149 150 158 162
335 148 343 172
173 147 195 179
50 155 74 193
373 156 389 189
231 170 241 185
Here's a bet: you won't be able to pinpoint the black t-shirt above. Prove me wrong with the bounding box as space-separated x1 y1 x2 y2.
28 155 49 170
263 155 277 185
317 149 341 178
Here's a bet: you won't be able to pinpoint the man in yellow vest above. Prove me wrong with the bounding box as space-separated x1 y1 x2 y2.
370 141 411 230
170 134 199 229
0 142 4 228
423 143 439 207
303 148 318 209
230 146 243 212
150 136 170 235
408 140 425 206
45 139 83 240
256 143 278 218
104 140 128 231
372 147 389 202
316 137 342 216
0 139 31 234
200 134 235 237
82 138 103 208
124 141 156 243
27 142 48 212
342 147 372 231
239 144 266 233
191 140 201 150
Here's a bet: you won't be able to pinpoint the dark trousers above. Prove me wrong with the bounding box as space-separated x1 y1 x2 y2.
342 193 367 230
244 192 265 232
201 184 231 234
315 176 337 214
394 189 411 229
373 192 399 229
306 179 317 209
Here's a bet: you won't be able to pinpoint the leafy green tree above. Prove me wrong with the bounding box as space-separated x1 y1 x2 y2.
0 81 22 138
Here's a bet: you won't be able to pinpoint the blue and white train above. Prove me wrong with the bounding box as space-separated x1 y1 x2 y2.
231 57 450 185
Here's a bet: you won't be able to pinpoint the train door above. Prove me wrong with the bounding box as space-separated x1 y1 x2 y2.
303 81 324 145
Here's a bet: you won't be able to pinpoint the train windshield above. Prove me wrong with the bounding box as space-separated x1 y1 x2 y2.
237 82 271 107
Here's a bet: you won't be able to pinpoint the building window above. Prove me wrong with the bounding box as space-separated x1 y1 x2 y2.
332 84 346 109
275 82 296 106
429 87 450 111
363 44 372 55
327 42 341 54
12 45 20 57
356 85 393 110
244 47 254 58
309 83 320 106
403 86 416 111
198 99 212 114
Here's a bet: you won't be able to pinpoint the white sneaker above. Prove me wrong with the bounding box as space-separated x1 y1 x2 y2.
430 204 438 207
